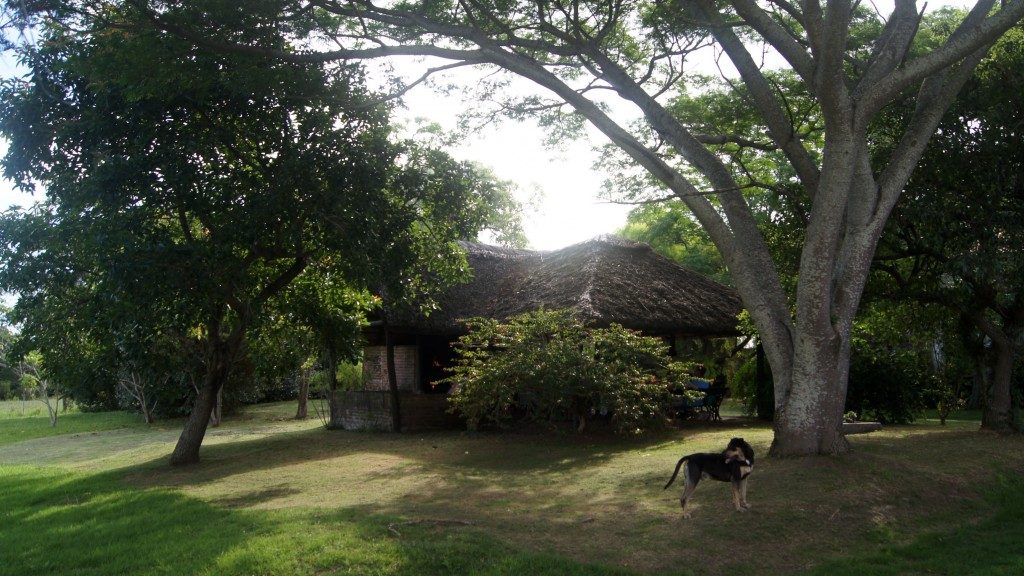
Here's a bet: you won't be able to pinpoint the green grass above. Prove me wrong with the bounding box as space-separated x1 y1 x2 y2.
0 399 144 447
805 473 1024 576
0 465 632 576
918 407 984 424
1 401 1022 575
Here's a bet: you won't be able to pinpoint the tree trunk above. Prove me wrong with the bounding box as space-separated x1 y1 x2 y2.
982 338 1016 433
968 361 986 410
770 330 852 456
754 342 774 421
973 313 1019 433
210 387 223 427
140 387 154 425
295 370 309 420
169 365 225 466
323 342 344 429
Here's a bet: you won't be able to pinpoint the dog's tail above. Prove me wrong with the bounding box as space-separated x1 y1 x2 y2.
663 454 694 490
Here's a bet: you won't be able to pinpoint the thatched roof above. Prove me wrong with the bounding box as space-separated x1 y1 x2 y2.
382 235 743 336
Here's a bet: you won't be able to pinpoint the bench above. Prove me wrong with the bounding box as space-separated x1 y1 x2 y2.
671 386 728 421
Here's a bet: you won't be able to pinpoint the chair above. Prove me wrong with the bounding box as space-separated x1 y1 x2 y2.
700 386 727 421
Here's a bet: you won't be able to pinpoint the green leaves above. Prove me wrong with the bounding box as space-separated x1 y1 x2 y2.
0 2 524 416
444 309 684 433
619 201 729 284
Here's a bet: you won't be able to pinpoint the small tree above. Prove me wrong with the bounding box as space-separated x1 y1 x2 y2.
445 309 686 434
116 370 164 424
17 352 60 427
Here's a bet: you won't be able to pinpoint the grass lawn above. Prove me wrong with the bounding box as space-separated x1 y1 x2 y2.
1 400 1022 575
0 399 145 448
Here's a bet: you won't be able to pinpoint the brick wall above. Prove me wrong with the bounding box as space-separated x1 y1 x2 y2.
333 391 460 431
362 345 418 391
333 390 396 431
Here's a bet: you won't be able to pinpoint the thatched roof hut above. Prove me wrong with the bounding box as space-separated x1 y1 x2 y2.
341 236 744 432
383 235 743 336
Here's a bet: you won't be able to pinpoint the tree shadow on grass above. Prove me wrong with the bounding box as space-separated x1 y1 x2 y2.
0 466 255 576
799 473 1024 576
306 427 1024 576
125 424 694 488
10 419 1023 576
0 465 639 576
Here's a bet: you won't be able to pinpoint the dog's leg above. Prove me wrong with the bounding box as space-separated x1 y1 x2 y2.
678 463 701 518
739 478 751 509
730 480 746 512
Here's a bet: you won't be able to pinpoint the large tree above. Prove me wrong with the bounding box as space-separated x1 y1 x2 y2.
7 0 1024 455
0 5 520 464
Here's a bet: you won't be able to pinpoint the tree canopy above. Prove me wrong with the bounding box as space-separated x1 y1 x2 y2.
0 3 523 463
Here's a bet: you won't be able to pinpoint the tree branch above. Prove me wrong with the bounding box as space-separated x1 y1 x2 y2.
851 0 923 104
694 133 779 151
729 0 815 81
861 0 1023 113
694 0 822 195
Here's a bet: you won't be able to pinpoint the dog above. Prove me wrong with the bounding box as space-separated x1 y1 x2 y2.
663 437 754 518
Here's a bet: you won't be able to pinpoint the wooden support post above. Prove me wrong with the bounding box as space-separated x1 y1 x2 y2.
385 327 402 432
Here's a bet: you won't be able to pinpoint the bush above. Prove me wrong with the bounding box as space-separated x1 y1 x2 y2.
444 309 687 434
336 362 364 391
731 356 757 416
846 353 926 424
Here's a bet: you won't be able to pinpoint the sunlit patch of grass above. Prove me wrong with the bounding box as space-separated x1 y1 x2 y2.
0 400 143 447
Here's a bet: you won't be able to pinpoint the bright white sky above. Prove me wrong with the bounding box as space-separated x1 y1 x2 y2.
0 0 973 251
394 84 627 250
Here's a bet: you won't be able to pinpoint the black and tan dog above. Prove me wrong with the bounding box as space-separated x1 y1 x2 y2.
663 437 754 518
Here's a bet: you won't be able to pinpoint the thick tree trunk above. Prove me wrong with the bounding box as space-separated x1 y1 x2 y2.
169 365 226 466
770 330 852 456
973 313 1020 433
982 338 1016 433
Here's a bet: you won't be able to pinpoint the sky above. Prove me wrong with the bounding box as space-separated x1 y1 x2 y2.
398 92 631 251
